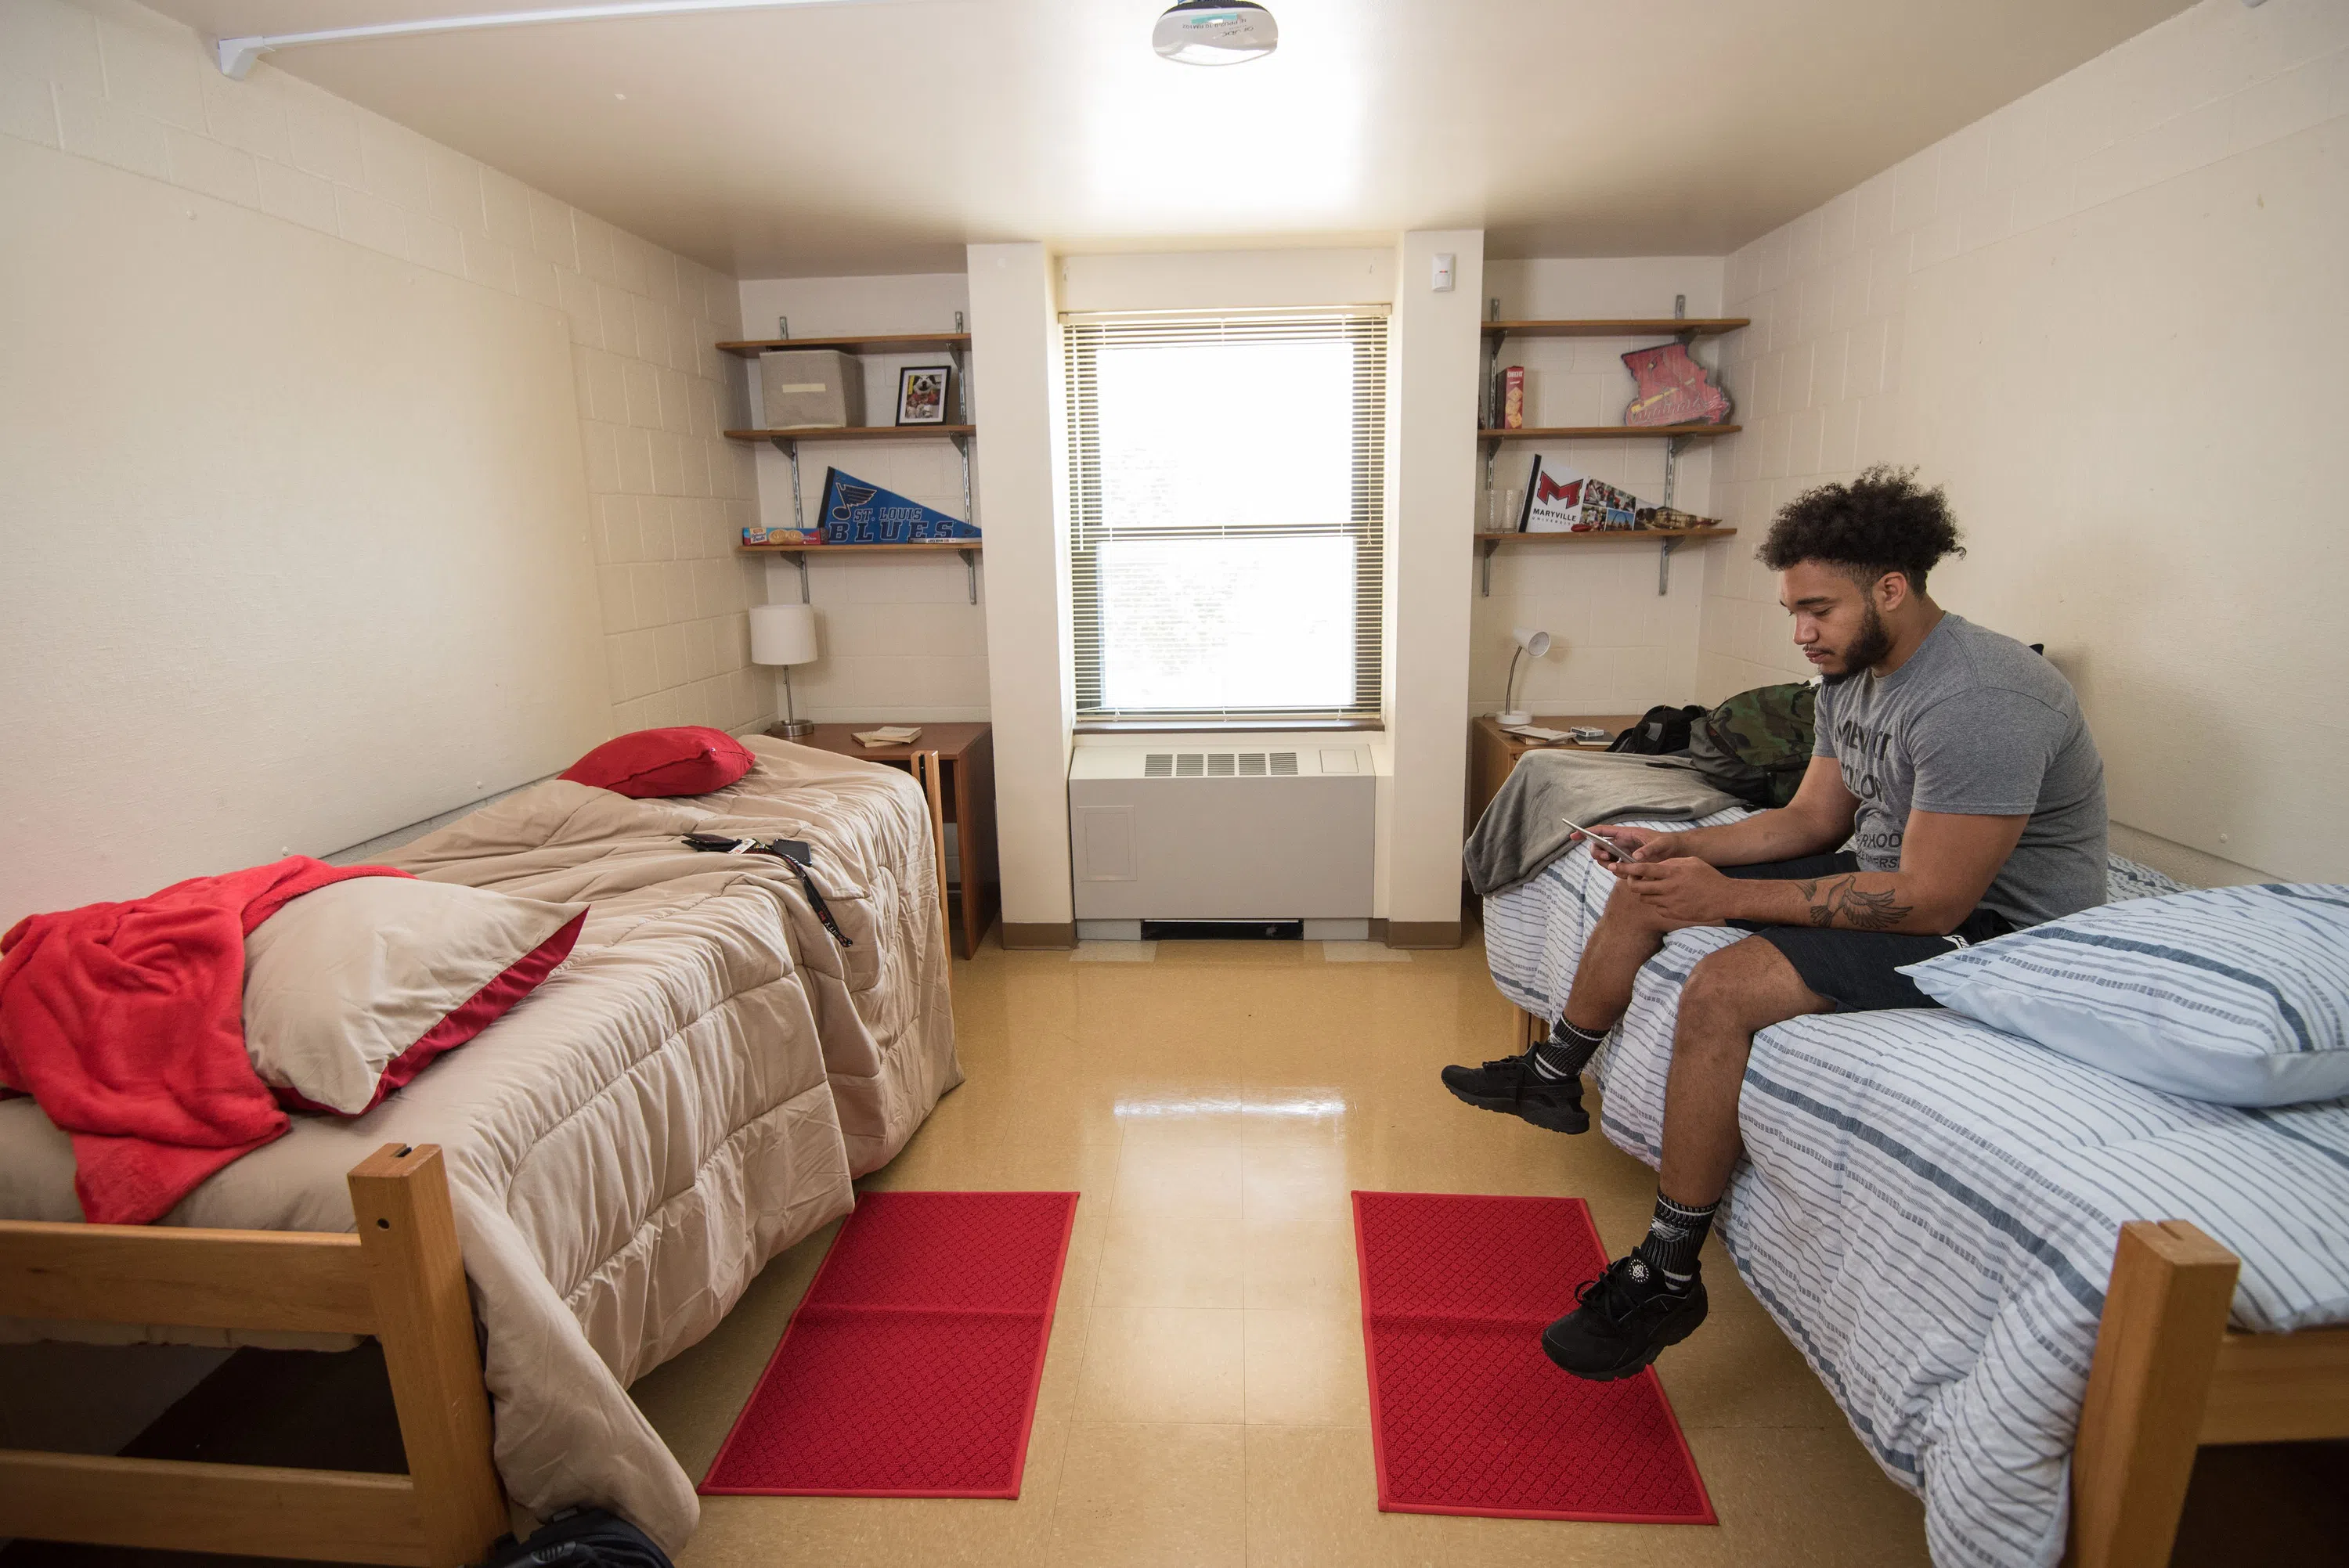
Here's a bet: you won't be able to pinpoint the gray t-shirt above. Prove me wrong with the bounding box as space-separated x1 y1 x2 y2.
1812 613 2107 928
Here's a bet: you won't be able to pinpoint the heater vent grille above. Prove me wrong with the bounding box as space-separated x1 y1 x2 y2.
1132 751 1308 779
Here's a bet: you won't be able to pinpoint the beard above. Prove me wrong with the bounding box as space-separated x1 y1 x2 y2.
1820 602 1894 684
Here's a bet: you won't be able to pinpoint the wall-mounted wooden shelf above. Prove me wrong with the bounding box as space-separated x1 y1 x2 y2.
1480 424 1738 446
725 425 976 443
1475 307 1757 575
722 325 981 586
716 333 972 359
1475 525 1737 598
738 541 980 554
1482 318 1748 341
740 539 983 603
1479 526 1734 546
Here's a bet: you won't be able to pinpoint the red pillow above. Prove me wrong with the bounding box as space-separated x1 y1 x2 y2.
561 726 756 798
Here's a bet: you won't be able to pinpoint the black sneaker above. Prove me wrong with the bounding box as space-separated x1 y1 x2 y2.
1541 1253 1709 1381
1438 1051 1589 1134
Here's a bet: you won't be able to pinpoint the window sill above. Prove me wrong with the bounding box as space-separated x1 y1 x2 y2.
1073 719 1385 734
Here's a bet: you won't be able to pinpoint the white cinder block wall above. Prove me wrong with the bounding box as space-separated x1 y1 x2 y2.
1698 0 2349 885
1472 258 1724 716
1 0 767 740
736 272 990 723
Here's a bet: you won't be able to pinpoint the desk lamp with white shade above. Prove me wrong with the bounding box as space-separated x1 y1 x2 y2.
1498 626 1551 727
750 602 819 739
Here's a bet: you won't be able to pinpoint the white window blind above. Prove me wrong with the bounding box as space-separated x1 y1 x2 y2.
1063 309 1388 725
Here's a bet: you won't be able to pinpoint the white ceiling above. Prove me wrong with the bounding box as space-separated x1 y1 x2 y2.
148 0 2193 279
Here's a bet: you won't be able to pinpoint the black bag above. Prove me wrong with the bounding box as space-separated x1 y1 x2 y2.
1684 682 1817 807
480 1510 674 1568
1607 704 1706 755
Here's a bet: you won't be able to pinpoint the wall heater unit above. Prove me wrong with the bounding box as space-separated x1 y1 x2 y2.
1069 741 1377 939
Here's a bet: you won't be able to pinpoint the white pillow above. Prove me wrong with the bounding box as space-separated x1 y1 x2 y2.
1900 884 2349 1107
244 875 586 1114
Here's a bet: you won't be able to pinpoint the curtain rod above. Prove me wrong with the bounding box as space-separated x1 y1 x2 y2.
215 0 883 79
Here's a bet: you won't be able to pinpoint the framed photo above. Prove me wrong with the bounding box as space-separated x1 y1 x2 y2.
895 365 952 426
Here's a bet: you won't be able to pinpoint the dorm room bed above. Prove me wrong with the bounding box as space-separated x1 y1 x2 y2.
0 737 962 1563
1483 815 2349 1568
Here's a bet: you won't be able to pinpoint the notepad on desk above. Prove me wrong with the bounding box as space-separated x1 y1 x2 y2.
853 726 923 748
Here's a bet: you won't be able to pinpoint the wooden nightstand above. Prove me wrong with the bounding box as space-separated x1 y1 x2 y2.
779 723 998 959
1466 713 1643 834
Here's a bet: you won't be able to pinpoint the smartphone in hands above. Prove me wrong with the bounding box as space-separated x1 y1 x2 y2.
1561 818 1633 865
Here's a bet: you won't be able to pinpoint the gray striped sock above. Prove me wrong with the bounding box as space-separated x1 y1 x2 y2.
1529 1019 1607 1081
1633 1193 1718 1285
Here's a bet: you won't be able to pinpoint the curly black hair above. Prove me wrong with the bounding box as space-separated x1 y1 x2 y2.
1758 465 1965 593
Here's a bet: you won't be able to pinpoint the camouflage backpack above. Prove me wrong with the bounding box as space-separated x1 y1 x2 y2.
1686 682 1817 807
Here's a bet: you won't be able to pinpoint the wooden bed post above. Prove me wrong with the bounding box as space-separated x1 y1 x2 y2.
2066 1219 2238 1568
915 751 954 982
348 1144 508 1568
0 1143 505 1568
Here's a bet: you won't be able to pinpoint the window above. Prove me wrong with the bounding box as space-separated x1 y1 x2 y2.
1064 310 1387 724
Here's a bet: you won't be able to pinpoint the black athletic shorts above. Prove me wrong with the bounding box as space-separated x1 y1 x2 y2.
1719 853 2014 1013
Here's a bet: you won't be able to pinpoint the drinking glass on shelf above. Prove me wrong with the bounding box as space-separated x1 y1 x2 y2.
1486 488 1522 533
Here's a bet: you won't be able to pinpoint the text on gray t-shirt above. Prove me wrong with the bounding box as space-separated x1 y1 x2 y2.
1812 612 2107 928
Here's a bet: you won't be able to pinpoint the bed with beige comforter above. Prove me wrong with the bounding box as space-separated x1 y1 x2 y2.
0 737 960 1548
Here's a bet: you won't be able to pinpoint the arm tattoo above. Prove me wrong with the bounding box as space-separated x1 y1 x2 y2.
1803 874 1912 932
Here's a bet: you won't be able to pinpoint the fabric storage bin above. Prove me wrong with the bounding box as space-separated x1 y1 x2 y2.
758 348 864 428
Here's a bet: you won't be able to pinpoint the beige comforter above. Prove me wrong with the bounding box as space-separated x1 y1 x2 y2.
0 738 960 1548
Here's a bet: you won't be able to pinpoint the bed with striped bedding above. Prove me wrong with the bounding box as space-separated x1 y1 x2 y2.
1482 815 2349 1568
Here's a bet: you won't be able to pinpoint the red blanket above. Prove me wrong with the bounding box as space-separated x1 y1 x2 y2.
0 857 407 1224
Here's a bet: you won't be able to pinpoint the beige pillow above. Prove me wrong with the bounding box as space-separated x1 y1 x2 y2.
243 875 587 1115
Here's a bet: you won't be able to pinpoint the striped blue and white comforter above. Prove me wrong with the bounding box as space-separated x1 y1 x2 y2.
1482 815 2349 1568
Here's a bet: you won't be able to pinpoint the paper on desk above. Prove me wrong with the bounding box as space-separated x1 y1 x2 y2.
854 726 922 748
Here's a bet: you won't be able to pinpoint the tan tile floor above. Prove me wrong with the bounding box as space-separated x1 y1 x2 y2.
631 934 1935 1567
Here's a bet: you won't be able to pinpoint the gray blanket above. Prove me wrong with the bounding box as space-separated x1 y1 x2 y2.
1463 749 1744 896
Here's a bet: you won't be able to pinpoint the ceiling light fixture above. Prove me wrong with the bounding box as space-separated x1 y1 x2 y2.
212 0 864 80
1151 0 1278 66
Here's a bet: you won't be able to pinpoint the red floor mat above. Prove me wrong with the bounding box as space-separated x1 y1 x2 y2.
1352 1191 1715 1523
700 1190 1078 1498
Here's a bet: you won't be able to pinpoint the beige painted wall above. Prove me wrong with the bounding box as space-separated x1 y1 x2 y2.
1473 258 1725 716
736 272 987 724
1 135 607 920
1058 248 1395 312
2 0 767 762
966 241 1077 930
1384 230 1485 928
1698 0 2348 884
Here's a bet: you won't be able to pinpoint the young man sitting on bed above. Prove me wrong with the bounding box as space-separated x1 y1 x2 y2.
1440 465 2108 1381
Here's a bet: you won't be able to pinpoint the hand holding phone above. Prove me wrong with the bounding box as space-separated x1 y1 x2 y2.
1561 817 1633 863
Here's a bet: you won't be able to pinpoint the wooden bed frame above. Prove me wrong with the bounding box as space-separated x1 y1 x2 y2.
1508 1007 2349 1567
0 784 967 1568
0 1144 507 1568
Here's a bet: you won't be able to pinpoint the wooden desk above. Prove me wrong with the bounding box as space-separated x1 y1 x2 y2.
1467 713 1644 834
778 723 998 959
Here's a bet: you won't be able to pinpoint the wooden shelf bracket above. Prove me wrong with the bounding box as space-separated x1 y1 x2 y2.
766 543 980 605
1475 526 1736 598
1481 535 1712 598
